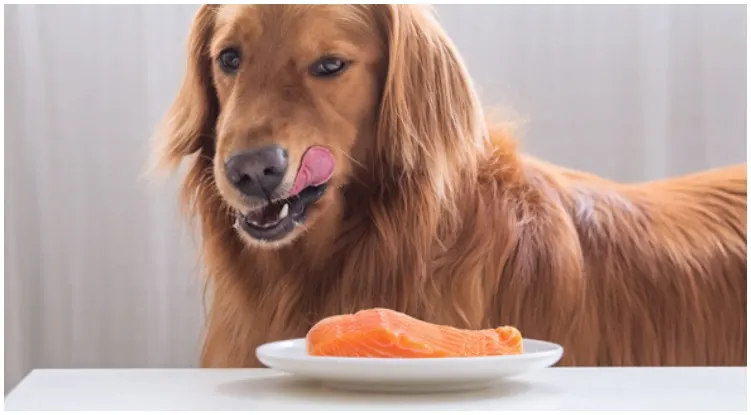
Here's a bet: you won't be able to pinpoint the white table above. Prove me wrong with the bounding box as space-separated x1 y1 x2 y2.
4 367 747 410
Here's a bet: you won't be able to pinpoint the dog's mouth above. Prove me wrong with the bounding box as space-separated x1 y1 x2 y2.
236 183 328 242
234 145 335 243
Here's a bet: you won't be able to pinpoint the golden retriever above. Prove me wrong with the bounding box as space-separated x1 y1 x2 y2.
153 4 747 367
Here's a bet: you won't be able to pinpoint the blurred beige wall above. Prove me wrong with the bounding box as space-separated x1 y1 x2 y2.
4 4 746 393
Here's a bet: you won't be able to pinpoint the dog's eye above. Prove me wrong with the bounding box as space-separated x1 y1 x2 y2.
310 57 347 78
218 48 241 73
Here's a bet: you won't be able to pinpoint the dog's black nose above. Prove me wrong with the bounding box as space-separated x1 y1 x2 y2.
225 146 289 198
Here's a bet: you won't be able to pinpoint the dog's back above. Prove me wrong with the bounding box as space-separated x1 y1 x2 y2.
553 162 746 365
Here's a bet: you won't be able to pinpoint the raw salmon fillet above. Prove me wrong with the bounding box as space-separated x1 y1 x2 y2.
306 308 523 358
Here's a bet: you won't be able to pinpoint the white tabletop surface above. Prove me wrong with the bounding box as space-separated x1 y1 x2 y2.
4 367 747 410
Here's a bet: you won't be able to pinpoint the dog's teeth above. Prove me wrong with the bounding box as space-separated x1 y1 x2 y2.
279 203 289 219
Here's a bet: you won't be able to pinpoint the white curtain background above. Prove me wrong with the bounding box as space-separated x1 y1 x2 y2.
4 5 746 392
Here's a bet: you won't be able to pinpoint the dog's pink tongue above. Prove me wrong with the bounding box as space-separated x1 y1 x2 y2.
290 146 335 196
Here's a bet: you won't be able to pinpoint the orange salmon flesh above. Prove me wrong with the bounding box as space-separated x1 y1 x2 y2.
306 308 523 358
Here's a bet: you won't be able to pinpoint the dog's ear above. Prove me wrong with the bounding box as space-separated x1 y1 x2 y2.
374 5 487 198
152 5 219 173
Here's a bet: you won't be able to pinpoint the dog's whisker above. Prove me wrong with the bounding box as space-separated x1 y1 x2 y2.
340 151 365 170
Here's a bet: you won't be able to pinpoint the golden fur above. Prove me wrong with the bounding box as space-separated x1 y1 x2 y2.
153 5 747 367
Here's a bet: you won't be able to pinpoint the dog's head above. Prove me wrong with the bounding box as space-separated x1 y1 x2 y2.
154 5 486 247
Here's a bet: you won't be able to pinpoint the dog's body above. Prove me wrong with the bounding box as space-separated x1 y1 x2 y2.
155 5 747 368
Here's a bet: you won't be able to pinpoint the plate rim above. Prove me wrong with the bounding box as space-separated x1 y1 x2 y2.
256 337 564 364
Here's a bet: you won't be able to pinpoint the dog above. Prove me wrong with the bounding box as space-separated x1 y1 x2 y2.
153 4 747 367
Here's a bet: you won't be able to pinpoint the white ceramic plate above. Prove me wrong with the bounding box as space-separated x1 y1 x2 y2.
256 338 563 393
